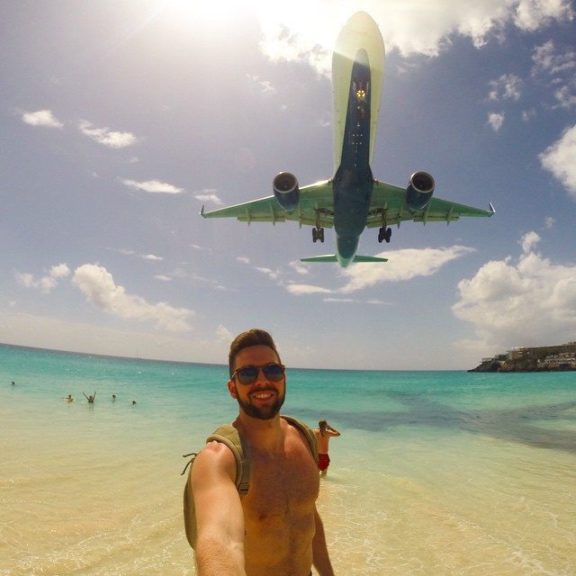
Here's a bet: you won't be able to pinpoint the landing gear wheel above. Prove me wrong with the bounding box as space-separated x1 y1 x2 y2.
312 227 325 243
378 226 392 243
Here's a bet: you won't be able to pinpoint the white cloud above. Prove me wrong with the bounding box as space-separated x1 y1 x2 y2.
122 179 183 194
513 0 574 31
289 260 310 276
246 74 277 95
258 9 333 75
520 230 540 253
522 108 537 122
79 120 137 148
488 74 523 101
286 283 332 295
16 272 36 289
195 189 223 205
283 246 473 296
453 232 576 352
322 297 389 305
531 40 576 109
16 263 70 294
339 246 475 293
72 264 194 332
216 324 233 343
323 297 356 303
116 248 164 261
256 0 574 71
50 263 71 278
256 266 283 282
488 112 505 131
235 244 472 300
21 109 63 128
539 124 576 198
554 85 576 110
532 40 576 76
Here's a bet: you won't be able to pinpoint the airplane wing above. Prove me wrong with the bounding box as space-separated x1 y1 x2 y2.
201 180 335 227
366 181 494 228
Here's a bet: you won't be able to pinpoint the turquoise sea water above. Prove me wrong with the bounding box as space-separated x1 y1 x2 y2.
1 344 575 575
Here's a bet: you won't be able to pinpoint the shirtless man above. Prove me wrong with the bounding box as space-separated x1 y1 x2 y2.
314 421 341 476
188 329 335 576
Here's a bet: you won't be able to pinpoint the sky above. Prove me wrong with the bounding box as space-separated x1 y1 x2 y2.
1 0 576 370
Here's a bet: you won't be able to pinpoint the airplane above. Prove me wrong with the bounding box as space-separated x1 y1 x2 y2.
201 11 494 268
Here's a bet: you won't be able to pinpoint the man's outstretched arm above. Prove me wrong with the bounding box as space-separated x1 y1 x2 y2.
189 442 246 576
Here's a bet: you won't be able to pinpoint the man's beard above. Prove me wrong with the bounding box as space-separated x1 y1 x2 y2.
236 389 285 420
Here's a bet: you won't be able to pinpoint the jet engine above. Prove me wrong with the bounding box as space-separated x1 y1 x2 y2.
406 171 435 211
273 172 300 211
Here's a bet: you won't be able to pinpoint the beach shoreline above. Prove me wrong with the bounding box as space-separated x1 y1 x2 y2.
2 346 575 575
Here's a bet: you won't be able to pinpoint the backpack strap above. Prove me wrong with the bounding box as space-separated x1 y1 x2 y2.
282 415 318 463
206 424 250 494
182 423 247 549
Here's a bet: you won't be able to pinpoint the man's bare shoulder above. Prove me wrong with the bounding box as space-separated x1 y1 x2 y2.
192 439 237 484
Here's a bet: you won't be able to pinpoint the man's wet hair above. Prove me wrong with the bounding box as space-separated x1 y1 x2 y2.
228 329 281 377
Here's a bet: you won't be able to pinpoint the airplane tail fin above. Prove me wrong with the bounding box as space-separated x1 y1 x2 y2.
301 254 388 263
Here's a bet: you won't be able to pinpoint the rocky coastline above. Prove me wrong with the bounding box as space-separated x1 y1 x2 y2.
469 342 576 372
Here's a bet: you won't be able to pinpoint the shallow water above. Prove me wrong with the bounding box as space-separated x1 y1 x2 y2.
1 345 575 575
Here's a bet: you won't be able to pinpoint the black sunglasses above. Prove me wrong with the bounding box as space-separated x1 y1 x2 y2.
232 363 286 385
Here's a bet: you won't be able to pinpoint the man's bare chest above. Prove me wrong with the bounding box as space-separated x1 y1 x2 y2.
243 450 319 518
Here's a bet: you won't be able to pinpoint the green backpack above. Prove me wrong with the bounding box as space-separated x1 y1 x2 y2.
182 416 318 549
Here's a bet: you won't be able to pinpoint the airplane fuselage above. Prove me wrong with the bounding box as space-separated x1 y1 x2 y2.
331 13 384 267
333 51 374 266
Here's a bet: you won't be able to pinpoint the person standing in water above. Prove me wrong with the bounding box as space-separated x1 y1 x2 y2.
314 420 341 476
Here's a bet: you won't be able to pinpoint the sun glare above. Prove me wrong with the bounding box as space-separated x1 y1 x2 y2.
153 0 262 29
145 0 337 74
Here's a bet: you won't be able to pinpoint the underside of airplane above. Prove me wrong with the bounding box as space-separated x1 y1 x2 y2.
201 12 494 267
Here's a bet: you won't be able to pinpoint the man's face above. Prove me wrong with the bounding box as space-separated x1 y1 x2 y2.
228 344 286 420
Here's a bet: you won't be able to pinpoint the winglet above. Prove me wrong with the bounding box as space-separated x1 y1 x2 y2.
489 202 496 215
200 205 206 218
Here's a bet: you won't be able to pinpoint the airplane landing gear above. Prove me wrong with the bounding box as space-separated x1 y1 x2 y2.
378 226 392 243
312 227 325 243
